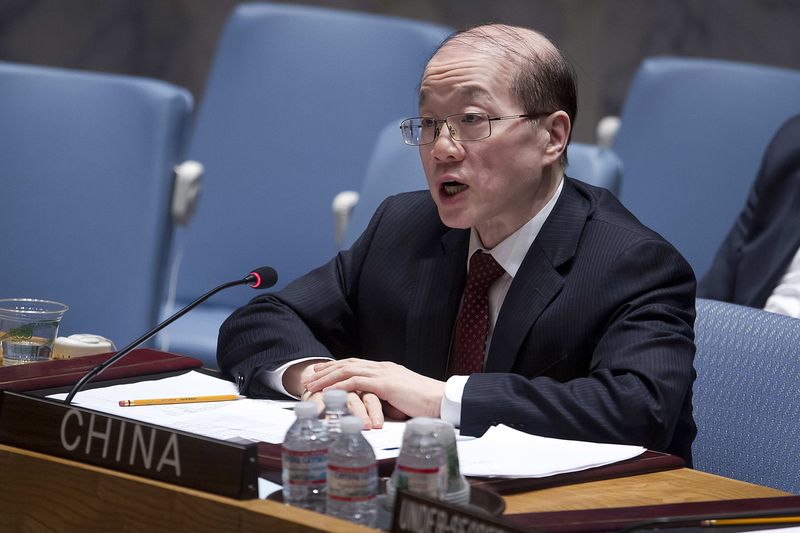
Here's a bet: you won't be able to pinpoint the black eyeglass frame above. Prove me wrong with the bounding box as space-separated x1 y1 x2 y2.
399 112 552 146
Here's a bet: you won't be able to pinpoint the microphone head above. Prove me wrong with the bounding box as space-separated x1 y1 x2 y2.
247 266 278 289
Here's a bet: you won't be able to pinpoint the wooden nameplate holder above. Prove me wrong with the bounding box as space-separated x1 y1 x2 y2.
0 391 258 499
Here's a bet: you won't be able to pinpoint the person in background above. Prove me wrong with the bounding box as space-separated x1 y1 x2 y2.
218 24 697 462
699 114 800 318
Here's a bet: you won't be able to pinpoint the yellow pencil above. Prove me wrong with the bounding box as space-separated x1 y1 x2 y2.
118 394 241 407
701 516 800 526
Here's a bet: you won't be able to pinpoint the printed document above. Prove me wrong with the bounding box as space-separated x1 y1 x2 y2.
457 424 645 477
48 370 404 457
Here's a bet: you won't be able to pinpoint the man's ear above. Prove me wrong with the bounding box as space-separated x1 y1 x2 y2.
541 111 570 166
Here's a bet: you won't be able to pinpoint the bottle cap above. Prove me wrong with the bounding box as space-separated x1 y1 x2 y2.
323 389 347 405
405 416 437 435
432 419 456 443
340 415 364 433
294 401 319 418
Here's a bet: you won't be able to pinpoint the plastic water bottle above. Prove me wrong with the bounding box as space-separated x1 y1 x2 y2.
386 417 447 510
326 416 378 526
282 401 329 513
322 389 350 435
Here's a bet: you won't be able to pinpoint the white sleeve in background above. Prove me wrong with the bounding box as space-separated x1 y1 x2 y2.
764 245 800 318
263 357 333 398
440 375 469 427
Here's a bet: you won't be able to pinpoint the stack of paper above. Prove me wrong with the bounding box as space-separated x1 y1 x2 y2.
456 424 645 478
48 371 406 458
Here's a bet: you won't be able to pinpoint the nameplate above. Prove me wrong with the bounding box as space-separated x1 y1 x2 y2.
391 489 524 533
0 391 257 499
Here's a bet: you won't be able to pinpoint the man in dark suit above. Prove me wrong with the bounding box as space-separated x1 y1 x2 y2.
218 24 697 461
699 114 800 317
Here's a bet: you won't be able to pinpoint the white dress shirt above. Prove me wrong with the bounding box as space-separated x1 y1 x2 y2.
440 179 564 426
764 244 800 318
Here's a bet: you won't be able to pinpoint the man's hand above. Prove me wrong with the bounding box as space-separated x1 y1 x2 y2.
282 359 328 397
302 358 445 420
284 359 387 429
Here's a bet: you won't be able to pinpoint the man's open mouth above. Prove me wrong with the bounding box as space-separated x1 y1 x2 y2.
442 181 468 196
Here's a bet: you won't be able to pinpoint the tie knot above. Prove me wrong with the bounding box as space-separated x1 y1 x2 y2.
467 251 505 289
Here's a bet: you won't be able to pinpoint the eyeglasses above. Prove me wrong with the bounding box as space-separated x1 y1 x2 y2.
399 112 550 146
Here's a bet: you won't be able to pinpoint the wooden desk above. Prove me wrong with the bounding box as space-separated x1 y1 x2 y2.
1 442 790 532
0 444 371 533
504 468 790 515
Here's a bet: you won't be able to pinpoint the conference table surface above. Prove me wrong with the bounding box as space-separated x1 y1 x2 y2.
1 442 790 533
503 467 789 514
0 357 793 531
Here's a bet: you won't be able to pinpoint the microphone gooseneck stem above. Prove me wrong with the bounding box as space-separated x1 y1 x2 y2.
63 278 250 405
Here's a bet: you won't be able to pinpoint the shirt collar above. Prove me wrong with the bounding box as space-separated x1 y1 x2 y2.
468 178 564 278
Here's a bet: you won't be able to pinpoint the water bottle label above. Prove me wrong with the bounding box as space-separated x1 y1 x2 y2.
396 464 442 496
327 464 378 502
282 448 328 486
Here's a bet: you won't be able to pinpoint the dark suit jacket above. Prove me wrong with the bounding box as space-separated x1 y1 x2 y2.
699 114 800 306
218 178 697 462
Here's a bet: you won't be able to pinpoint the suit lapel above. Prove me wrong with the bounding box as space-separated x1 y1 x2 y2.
405 228 469 380
485 243 563 373
485 179 589 374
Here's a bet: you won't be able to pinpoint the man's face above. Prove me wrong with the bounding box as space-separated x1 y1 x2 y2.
418 43 557 248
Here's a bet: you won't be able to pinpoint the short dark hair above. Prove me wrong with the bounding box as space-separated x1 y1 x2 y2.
429 25 577 167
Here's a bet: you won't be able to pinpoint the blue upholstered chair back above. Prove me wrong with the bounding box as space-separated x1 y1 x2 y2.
342 118 623 249
159 3 452 365
0 61 192 347
566 143 623 195
614 57 800 278
693 298 800 493
341 120 426 249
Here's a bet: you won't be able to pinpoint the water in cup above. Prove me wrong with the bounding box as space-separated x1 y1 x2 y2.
0 298 68 365
3 337 53 360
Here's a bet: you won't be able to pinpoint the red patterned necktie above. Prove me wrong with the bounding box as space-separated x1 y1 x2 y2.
448 251 506 376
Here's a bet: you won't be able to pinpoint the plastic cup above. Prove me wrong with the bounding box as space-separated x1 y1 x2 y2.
0 298 68 365
432 419 471 507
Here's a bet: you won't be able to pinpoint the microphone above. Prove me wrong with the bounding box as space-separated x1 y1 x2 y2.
63 266 278 405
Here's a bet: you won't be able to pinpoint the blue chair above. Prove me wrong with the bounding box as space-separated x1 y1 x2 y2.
158 3 452 365
338 120 426 249
0 61 192 348
338 117 623 249
614 57 800 278
566 143 622 195
693 298 800 493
